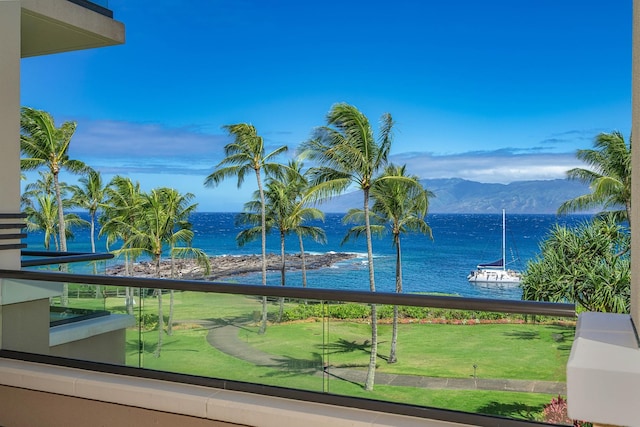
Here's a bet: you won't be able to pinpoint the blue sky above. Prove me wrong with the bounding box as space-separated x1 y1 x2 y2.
20 0 632 212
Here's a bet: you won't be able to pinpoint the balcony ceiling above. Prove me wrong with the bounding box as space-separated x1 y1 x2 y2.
21 1 124 58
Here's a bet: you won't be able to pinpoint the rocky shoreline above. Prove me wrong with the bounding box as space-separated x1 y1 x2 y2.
106 252 359 281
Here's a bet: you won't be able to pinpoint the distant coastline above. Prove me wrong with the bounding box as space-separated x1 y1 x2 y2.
106 252 359 281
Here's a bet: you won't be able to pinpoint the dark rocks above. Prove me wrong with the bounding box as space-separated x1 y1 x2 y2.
106 252 358 280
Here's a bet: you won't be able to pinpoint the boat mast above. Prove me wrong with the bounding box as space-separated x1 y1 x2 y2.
502 209 506 271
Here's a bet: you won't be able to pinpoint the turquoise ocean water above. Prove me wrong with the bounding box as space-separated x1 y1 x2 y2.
25 212 591 301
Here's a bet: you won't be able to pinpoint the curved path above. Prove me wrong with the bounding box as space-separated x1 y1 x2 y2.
204 320 566 395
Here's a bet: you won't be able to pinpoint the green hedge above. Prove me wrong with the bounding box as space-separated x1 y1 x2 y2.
281 302 528 323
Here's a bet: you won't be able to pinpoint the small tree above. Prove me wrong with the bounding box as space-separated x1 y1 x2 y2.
521 215 630 313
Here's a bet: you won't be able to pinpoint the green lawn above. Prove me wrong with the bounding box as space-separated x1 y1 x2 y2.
247 320 572 381
125 323 554 420
64 289 570 420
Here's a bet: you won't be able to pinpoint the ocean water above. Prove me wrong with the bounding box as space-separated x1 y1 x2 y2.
25 212 591 301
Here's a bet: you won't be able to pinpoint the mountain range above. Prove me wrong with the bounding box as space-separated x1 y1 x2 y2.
318 178 591 214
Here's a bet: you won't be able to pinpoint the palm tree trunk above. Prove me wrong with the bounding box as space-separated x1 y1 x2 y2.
124 253 134 315
389 233 402 364
168 290 175 336
298 233 307 288
168 254 176 336
363 189 378 391
89 211 96 253
53 172 70 305
256 169 268 335
155 254 163 357
155 290 163 358
89 211 99 296
279 231 286 322
53 171 67 252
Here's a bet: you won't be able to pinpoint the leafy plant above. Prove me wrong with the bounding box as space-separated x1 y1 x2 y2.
542 395 592 427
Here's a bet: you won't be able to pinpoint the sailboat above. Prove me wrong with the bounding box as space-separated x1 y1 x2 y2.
467 209 521 285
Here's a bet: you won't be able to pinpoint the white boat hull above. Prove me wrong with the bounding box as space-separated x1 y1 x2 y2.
467 268 521 284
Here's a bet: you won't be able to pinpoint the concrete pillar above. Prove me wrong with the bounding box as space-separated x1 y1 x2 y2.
0 1 51 355
632 0 640 324
0 0 22 271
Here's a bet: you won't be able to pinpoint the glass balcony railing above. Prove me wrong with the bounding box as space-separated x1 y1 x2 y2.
0 268 575 426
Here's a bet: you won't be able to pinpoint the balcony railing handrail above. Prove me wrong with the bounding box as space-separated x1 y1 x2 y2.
0 268 575 317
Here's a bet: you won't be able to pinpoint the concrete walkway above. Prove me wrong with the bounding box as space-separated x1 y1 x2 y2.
203 320 566 395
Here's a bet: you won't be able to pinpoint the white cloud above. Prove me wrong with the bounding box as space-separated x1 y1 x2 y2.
51 119 590 211
391 150 582 184
69 119 229 174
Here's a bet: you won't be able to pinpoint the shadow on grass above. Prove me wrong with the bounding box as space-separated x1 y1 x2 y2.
320 338 370 355
475 401 544 421
204 315 258 333
260 353 324 378
502 330 539 340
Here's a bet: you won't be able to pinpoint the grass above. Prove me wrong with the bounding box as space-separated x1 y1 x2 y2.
125 325 554 420
62 289 571 420
246 320 572 381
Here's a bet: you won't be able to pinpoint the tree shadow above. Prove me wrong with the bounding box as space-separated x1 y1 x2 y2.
261 353 324 378
502 331 540 340
475 401 545 421
320 338 371 355
205 315 257 333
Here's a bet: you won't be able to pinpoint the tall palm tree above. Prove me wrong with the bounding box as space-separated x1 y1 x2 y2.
125 187 209 354
71 168 106 254
20 107 89 253
71 168 108 286
237 165 325 320
22 169 85 305
101 176 144 273
283 161 326 288
204 123 288 334
345 164 433 364
100 176 144 314
299 103 393 391
158 188 210 336
126 188 170 358
558 131 631 223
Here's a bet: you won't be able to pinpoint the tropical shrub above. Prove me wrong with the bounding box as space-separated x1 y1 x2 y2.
522 215 630 313
542 395 591 427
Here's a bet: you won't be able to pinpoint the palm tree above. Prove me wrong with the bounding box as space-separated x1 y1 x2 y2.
204 123 288 334
22 170 59 203
237 164 325 320
125 188 209 354
24 194 61 251
24 194 86 252
71 168 107 281
345 164 433 364
20 107 89 253
22 169 86 305
126 188 169 358
159 188 210 336
299 103 393 391
101 176 144 273
71 168 106 254
283 161 326 288
558 131 631 223
100 176 144 314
